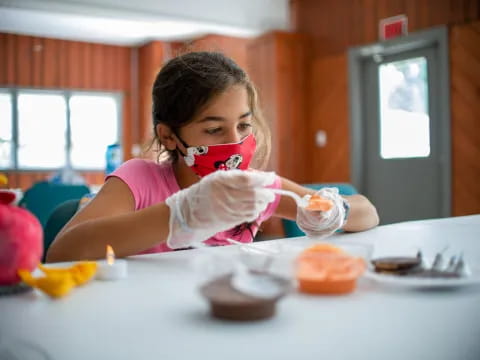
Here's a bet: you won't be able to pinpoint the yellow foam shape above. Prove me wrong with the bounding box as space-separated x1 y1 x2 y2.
0 173 7 186
38 262 97 286
18 262 98 298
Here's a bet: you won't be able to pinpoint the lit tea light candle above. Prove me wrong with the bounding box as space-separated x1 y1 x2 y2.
97 245 128 281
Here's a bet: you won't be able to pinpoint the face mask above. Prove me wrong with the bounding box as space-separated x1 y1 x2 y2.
176 133 257 177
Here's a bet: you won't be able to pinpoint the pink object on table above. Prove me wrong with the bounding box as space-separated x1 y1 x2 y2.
0 190 43 285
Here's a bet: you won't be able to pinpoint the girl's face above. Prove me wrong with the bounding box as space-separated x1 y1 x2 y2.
177 85 253 149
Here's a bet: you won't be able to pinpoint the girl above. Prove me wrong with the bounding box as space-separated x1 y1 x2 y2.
46 52 379 262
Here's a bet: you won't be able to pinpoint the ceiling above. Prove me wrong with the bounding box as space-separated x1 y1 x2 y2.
0 0 290 45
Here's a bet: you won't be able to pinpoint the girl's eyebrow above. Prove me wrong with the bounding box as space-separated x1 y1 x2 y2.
239 111 252 119
197 111 252 123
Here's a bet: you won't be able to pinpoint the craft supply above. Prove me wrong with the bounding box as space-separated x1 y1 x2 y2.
17 262 97 298
271 189 333 211
431 246 449 271
370 247 473 279
445 255 457 273
200 273 289 321
231 263 287 299
0 189 43 286
97 245 128 281
226 238 278 272
371 256 422 274
296 243 366 295
454 254 471 277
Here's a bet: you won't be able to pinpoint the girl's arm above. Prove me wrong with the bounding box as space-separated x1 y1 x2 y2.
46 177 171 263
272 177 379 232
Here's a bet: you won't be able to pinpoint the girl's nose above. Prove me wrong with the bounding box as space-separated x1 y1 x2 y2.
225 128 241 144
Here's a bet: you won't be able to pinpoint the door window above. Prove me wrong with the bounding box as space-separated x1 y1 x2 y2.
378 57 430 159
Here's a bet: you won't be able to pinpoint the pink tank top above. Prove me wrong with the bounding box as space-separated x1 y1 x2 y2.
106 158 281 254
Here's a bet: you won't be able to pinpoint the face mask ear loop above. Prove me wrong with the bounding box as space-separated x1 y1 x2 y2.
171 128 189 157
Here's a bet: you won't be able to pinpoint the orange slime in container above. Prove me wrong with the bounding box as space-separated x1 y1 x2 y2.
306 195 333 212
296 243 366 295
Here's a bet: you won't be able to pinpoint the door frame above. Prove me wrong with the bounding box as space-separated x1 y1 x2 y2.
347 26 451 217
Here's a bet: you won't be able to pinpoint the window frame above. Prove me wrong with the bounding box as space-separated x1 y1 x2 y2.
0 87 123 172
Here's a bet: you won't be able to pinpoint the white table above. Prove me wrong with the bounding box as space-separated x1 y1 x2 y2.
1 215 480 360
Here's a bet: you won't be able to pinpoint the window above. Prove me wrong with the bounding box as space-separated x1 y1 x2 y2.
0 89 121 170
18 92 67 169
378 57 430 159
0 92 13 168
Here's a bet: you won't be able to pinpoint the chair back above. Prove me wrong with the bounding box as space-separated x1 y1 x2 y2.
18 181 90 228
42 199 81 262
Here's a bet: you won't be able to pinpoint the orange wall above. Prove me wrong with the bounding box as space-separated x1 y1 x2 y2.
247 31 310 183
0 33 133 188
186 34 250 71
450 21 480 215
291 0 479 57
291 0 480 216
138 41 165 146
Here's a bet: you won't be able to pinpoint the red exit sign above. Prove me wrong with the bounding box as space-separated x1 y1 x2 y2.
379 15 408 40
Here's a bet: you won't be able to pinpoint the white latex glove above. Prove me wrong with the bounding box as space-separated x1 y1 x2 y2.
296 187 347 238
165 170 276 249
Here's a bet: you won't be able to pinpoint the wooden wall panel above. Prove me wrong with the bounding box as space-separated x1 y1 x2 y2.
187 35 250 72
82 42 92 89
5 34 16 85
42 38 58 87
275 33 309 183
308 55 350 183
66 41 81 88
138 41 164 146
0 34 5 84
450 21 480 215
0 34 133 190
118 47 133 163
247 34 277 171
16 35 32 86
247 32 309 183
292 0 480 57
31 38 43 87
57 40 69 89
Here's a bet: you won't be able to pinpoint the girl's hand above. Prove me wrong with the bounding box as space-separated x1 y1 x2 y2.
165 170 276 249
296 187 347 238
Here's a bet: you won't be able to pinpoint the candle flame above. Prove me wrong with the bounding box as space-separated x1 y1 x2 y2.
106 245 115 265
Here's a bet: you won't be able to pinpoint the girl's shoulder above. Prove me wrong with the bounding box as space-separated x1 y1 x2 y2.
107 158 178 210
118 158 169 172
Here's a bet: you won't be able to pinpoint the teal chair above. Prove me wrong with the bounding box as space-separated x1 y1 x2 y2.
18 181 90 228
282 183 358 238
42 199 81 262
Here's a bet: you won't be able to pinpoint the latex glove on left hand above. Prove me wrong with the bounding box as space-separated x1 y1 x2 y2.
296 187 347 238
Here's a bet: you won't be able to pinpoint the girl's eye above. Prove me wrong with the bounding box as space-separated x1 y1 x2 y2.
238 123 252 131
205 127 222 135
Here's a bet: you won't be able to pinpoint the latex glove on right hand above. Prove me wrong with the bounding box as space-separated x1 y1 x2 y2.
296 187 347 238
165 170 276 249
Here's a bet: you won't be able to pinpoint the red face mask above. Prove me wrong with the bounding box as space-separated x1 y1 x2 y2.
176 133 257 178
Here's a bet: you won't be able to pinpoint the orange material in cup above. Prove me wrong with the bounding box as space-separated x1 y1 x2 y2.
306 195 333 212
296 243 366 295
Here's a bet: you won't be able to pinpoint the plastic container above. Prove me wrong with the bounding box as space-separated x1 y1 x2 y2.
193 247 292 321
105 143 122 175
295 242 373 295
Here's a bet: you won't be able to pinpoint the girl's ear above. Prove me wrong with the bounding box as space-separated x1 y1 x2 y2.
156 124 177 151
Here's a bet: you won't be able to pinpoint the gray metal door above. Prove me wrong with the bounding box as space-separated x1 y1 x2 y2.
349 27 451 225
